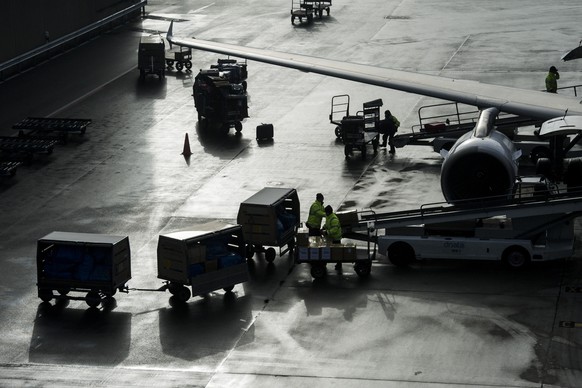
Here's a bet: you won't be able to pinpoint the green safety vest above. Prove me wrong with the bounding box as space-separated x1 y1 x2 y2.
307 201 325 228
325 213 342 241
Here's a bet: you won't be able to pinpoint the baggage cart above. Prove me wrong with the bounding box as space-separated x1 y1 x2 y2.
157 221 249 303
329 94 350 139
193 70 248 133
237 187 300 262
138 35 165 80
341 99 383 159
295 216 377 279
36 232 131 308
165 45 192 72
306 0 332 19
291 0 315 24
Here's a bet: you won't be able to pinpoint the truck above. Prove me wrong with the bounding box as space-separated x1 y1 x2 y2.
340 189 582 269
138 35 165 80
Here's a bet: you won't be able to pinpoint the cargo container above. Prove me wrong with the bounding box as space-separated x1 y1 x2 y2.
237 187 300 262
36 232 131 307
157 221 248 302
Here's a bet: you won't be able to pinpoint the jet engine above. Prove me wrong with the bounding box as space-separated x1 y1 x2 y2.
440 108 521 204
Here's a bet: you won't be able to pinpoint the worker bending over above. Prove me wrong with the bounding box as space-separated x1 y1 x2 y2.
306 193 326 236
378 110 400 154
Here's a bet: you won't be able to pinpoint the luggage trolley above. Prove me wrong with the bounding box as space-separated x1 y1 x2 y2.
157 221 249 303
295 209 377 279
306 0 332 19
291 0 315 24
165 45 193 72
329 94 350 139
341 99 383 159
237 187 301 262
36 232 131 308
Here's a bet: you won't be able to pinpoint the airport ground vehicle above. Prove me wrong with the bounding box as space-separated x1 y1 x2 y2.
295 221 375 279
341 187 582 269
165 45 192 71
138 35 165 80
157 221 249 303
290 0 331 24
36 232 131 308
193 69 248 133
237 187 300 262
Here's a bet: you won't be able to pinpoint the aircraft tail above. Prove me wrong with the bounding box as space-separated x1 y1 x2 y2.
167 21 174 48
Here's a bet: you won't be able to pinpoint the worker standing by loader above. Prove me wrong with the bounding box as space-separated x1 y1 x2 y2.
306 193 326 236
323 205 343 270
379 110 400 154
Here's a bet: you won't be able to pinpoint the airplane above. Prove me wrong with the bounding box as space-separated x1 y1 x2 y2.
165 21 582 204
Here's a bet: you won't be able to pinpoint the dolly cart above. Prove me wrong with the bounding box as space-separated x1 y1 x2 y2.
36 232 131 308
341 99 382 159
306 0 332 19
193 70 248 133
165 45 192 72
291 0 314 24
237 187 301 262
329 94 350 139
157 221 249 303
295 211 376 279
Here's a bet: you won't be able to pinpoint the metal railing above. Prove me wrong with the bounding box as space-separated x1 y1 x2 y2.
0 0 147 81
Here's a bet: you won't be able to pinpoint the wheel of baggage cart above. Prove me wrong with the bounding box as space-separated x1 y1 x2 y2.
234 121 243 133
39 289 53 303
223 285 234 293
185 60 192 70
175 285 191 302
335 126 342 138
310 263 326 279
502 246 530 269
85 291 101 308
166 60 174 68
245 243 255 259
176 62 184 71
265 247 276 263
354 261 372 278
58 287 70 296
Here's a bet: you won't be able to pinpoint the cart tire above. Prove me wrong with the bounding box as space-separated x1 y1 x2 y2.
176 62 184 71
223 285 234 293
39 289 53 303
354 261 372 278
176 286 191 302
166 60 174 68
344 145 351 157
185 60 192 70
291 16 295 24
168 282 181 295
234 121 243 133
86 291 101 308
310 263 326 279
388 242 415 267
502 246 530 269
57 287 70 296
335 125 342 138
245 244 255 259
265 247 277 263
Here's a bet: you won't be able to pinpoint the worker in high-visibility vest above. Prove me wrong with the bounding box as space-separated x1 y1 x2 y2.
546 66 560 93
323 205 343 270
306 193 326 236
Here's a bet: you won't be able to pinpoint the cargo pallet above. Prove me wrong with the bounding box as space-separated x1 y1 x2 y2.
0 136 58 162
0 161 21 177
13 117 91 143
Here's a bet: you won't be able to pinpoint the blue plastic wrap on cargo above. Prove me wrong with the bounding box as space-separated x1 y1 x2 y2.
218 253 245 269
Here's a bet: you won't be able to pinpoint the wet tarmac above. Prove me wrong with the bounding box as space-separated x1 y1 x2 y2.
1 0 582 387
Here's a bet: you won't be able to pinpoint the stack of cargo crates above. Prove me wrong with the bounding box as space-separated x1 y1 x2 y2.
36 231 131 308
237 187 300 262
157 221 248 302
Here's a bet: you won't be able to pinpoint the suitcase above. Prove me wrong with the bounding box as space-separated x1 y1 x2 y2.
256 123 274 141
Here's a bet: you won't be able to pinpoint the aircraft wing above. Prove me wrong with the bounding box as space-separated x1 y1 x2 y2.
167 23 582 120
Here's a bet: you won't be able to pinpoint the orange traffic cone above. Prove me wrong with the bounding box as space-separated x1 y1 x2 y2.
181 133 192 157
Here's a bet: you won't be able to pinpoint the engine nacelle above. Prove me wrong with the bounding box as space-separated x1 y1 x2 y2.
440 108 520 204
